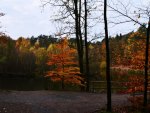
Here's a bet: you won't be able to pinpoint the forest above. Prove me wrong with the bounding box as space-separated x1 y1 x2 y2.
0 24 150 113
0 25 150 108
0 0 150 113
0 25 148 77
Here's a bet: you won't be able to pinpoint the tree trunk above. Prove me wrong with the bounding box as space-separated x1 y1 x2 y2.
143 17 150 108
78 0 84 75
84 0 90 92
104 0 112 112
74 0 84 90
74 0 81 71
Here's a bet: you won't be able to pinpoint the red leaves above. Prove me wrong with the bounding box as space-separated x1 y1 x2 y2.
121 75 144 94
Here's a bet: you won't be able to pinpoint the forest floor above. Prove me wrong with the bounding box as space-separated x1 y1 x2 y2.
0 90 130 113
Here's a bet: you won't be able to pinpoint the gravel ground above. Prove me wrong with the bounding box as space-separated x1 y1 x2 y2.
0 91 130 113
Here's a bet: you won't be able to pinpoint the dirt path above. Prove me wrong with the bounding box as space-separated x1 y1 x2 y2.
0 91 130 113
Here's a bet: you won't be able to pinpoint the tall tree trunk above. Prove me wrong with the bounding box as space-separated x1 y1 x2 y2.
104 0 112 112
74 0 81 71
84 0 90 92
78 0 84 75
78 0 82 43
143 17 150 108
74 0 84 90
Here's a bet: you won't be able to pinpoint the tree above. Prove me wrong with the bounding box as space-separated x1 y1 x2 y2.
124 27 147 70
0 12 5 35
41 0 85 88
84 0 90 91
30 45 48 76
143 17 150 108
104 0 111 111
121 23 150 108
15 37 36 74
73 0 84 75
41 0 100 90
90 43 102 78
46 38 83 90
0 35 9 73
102 1 150 109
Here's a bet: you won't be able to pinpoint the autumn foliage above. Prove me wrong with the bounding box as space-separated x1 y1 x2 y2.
0 25 150 92
46 38 83 89
125 30 147 70
120 75 144 93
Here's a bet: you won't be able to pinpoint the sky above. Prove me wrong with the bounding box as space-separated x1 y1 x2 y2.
0 0 56 39
0 0 150 40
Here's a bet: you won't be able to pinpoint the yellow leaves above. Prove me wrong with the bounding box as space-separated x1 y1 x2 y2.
89 44 94 49
16 37 31 49
47 44 55 53
33 47 47 65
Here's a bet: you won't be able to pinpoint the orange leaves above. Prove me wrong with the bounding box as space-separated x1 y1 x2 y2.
46 37 83 87
124 30 149 70
121 75 144 94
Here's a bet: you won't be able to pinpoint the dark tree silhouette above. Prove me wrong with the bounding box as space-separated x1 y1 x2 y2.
104 0 112 112
84 0 90 92
143 17 150 108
